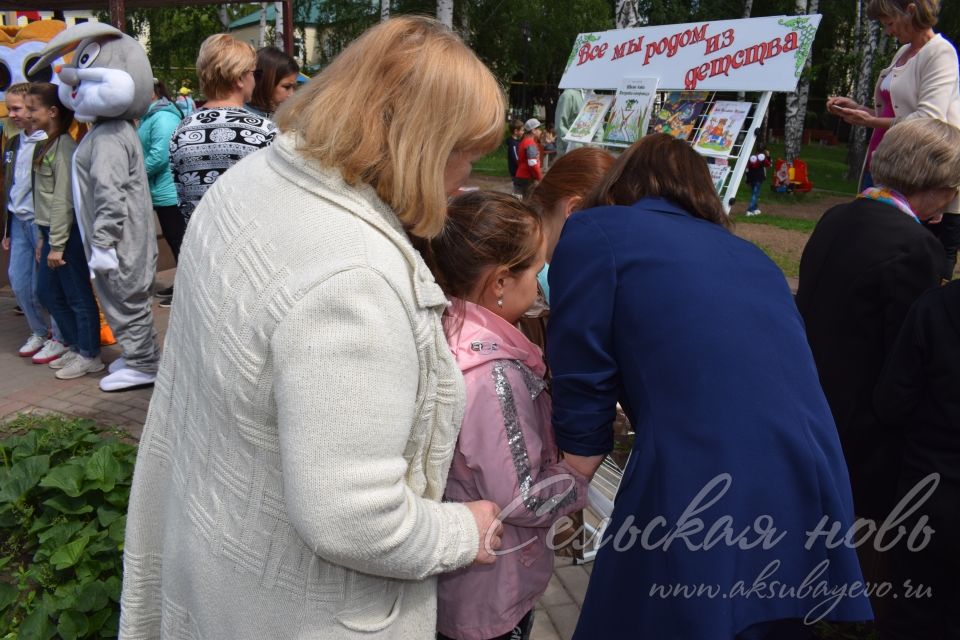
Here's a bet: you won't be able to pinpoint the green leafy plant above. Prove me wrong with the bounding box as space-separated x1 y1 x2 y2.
0 415 137 639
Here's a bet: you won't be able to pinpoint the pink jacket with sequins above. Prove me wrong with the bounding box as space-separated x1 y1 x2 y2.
436 300 588 640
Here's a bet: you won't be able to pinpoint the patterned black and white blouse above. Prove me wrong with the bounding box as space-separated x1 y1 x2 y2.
169 107 278 222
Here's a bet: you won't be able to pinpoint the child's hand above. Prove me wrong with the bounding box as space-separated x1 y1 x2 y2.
47 250 66 269
1 237 8 251
465 500 503 565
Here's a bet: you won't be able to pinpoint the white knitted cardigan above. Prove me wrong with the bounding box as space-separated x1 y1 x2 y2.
119 133 479 638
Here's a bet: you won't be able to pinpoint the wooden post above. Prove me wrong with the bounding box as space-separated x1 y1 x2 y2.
282 0 293 57
108 0 125 32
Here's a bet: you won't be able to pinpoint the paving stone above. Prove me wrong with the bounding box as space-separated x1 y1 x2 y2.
540 574 574 607
542 603 581 640
530 608 563 640
554 563 591 608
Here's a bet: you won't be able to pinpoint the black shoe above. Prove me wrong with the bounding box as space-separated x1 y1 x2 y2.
155 285 173 300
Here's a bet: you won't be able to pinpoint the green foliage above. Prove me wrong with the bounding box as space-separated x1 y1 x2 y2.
461 0 614 91
0 415 137 639
114 6 240 95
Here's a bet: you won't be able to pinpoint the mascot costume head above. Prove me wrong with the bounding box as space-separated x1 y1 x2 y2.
30 22 160 392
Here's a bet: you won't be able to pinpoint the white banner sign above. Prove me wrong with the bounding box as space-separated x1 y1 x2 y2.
559 15 821 92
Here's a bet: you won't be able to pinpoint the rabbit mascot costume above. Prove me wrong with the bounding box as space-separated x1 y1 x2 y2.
31 23 159 392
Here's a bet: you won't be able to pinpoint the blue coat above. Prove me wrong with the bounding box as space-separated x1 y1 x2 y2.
547 197 872 638
136 99 182 207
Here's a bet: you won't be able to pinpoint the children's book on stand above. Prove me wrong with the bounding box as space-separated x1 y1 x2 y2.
693 100 752 157
707 160 730 194
564 93 615 144
650 91 709 141
603 77 659 144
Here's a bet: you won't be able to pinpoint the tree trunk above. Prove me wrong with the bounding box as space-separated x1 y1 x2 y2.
784 0 815 161
381 0 390 21
845 13 879 181
737 0 753 101
437 0 453 28
616 0 641 28
217 6 230 29
275 1 283 49
259 3 267 48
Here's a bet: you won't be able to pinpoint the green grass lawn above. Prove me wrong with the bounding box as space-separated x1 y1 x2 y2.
473 141 510 176
474 138 859 196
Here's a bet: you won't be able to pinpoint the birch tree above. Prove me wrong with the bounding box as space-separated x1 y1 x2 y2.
845 2 879 180
437 0 453 28
259 3 267 47
275 1 283 49
381 0 390 21
616 0 641 28
784 0 818 161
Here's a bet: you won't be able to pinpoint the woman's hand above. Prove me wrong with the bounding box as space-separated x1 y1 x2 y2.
826 96 861 114
835 107 877 128
465 500 503 565
1 237 8 251
47 250 66 269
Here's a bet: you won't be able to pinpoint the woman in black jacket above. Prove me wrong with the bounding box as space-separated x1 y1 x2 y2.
873 280 960 640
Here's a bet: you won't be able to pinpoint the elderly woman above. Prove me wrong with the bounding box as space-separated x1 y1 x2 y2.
169 34 277 228
797 118 956 522
246 46 300 118
827 0 960 279
548 134 872 639
120 17 506 638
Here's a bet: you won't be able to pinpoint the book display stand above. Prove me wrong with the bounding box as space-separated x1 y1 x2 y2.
568 90 772 214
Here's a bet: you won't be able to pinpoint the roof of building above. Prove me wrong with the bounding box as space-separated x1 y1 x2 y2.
229 4 321 29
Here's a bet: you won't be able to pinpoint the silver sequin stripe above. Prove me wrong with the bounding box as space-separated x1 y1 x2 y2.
491 361 577 515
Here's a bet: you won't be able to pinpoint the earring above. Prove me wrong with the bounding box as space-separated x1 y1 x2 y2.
497 296 503 308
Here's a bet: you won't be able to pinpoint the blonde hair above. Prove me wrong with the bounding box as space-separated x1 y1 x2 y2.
871 118 960 194
274 16 506 238
6 82 30 97
196 34 256 99
867 0 939 30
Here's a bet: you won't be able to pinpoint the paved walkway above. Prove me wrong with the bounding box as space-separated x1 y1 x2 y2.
0 264 589 638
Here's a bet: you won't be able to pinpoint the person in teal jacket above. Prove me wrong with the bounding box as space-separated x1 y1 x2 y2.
137 80 183 303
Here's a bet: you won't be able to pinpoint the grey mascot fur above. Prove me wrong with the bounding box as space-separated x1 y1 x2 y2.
32 23 159 392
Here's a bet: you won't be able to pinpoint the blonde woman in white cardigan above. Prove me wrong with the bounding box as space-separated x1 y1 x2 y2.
828 0 960 279
120 17 507 639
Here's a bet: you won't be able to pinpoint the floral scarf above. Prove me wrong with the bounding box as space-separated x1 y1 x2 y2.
858 186 920 223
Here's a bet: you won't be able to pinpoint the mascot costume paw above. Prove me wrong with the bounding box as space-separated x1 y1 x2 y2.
31 23 159 392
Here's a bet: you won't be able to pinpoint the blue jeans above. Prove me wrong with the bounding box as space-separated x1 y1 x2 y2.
747 182 762 211
7 214 51 337
37 224 100 358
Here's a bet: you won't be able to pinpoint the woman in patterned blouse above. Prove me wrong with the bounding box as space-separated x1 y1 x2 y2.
169 34 278 224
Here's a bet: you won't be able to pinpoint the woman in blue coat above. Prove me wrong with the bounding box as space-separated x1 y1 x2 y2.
547 134 873 639
137 80 183 303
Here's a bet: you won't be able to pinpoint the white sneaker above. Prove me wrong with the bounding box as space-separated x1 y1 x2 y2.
108 357 126 374
18 334 46 357
49 350 79 369
55 354 105 380
32 339 68 365
754 209 761 216
99 367 156 392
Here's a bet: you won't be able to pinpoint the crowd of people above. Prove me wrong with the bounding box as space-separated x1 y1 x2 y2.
0 1 956 638
1 35 297 382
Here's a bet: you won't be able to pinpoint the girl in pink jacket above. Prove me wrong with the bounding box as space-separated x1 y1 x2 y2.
425 191 589 640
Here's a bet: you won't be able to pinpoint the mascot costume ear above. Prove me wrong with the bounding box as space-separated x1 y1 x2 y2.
31 22 160 393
